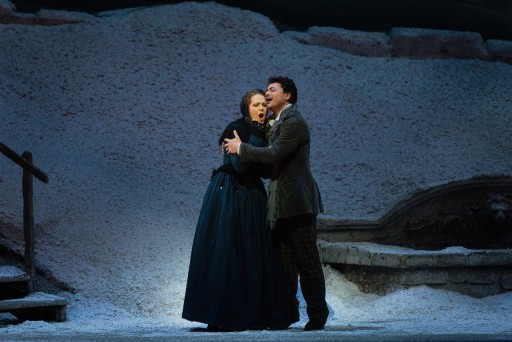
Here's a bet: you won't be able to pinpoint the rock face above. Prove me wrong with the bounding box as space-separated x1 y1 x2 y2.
307 26 391 57
9 0 512 41
486 39 512 64
390 27 486 59
287 26 512 64
0 0 16 17
0 0 85 24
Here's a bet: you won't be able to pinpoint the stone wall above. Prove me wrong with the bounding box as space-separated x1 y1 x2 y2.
285 26 512 64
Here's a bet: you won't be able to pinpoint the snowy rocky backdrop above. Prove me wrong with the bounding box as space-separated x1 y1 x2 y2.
1 0 512 324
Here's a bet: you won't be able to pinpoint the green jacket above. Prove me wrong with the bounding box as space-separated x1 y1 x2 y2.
240 104 323 221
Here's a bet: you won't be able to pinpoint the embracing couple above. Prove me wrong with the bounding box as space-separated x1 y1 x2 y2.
182 76 328 332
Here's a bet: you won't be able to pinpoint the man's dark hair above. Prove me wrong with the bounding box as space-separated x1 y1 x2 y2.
268 76 297 104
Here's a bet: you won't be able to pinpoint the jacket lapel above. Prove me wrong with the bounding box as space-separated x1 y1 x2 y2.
268 104 296 144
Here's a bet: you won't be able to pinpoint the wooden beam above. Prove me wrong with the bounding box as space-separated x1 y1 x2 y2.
0 143 48 183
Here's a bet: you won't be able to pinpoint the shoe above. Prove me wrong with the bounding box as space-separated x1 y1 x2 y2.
304 321 325 331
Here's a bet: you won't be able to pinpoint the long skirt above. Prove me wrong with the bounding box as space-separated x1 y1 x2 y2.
182 172 288 330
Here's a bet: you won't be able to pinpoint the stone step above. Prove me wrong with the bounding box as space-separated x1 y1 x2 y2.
0 291 67 322
319 240 512 298
0 266 30 300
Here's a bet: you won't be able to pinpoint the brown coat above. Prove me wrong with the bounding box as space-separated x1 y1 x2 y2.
240 104 323 220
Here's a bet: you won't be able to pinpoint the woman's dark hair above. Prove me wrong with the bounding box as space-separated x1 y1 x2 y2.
268 76 297 104
240 89 265 122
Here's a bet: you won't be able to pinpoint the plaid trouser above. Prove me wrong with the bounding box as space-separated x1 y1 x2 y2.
273 214 329 325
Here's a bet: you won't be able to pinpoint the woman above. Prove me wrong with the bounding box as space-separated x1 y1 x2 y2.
182 89 288 331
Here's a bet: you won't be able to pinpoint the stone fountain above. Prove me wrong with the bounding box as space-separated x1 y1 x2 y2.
318 176 512 297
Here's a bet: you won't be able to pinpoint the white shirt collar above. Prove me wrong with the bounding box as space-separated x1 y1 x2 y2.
275 103 292 121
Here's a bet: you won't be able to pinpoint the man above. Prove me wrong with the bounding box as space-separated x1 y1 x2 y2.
223 76 329 331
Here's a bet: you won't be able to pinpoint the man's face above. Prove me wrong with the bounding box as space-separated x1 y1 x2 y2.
265 82 290 113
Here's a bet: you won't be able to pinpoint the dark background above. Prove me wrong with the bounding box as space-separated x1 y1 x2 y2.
10 0 512 40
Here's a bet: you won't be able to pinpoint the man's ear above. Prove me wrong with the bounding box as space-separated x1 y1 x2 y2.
284 92 291 101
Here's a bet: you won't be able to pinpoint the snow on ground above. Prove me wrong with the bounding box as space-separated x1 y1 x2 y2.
1 1 512 339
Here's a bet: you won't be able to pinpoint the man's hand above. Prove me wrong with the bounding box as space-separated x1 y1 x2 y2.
223 130 241 154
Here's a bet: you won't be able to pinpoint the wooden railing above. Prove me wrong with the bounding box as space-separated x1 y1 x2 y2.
0 142 48 293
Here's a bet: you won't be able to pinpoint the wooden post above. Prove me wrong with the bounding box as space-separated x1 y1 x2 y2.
22 151 35 293
0 143 48 183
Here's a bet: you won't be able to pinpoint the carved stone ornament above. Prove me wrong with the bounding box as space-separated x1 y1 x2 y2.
319 177 512 249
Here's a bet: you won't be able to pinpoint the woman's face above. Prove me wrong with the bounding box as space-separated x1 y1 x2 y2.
248 94 267 123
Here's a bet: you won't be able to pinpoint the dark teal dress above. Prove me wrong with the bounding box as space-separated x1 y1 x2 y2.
182 119 288 331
